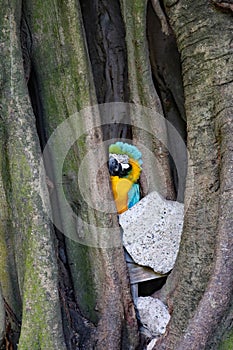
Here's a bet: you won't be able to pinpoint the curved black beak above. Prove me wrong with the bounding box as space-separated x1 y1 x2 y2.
108 157 120 176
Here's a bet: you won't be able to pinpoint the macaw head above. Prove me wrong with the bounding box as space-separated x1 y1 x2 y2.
108 142 143 213
108 156 132 177
108 142 143 182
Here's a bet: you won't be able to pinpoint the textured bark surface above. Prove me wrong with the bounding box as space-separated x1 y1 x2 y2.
0 0 139 349
0 1 66 349
147 0 187 200
0 0 232 349
155 1 233 349
79 0 132 143
120 0 176 200
24 0 139 348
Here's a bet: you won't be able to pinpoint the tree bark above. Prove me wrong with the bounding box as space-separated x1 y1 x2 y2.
0 1 66 348
120 0 176 200
25 0 139 348
79 0 132 142
155 1 233 349
1 0 139 349
147 0 187 200
1 0 232 349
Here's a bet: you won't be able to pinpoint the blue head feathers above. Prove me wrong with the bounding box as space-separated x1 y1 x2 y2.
109 142 143 166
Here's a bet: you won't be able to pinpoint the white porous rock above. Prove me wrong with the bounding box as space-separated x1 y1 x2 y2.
136 297 170 337
119 191 184 274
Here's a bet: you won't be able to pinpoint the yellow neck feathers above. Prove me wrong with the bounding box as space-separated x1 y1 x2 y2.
110 158 141 214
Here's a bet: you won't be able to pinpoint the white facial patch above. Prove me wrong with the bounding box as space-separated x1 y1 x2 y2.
109 153 129 164
121 163 130 170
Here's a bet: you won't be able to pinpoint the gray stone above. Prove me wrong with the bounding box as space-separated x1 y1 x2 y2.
136 297 170 337
119 191 184 274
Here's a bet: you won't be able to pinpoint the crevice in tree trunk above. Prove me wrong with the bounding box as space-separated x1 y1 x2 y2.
27 66 48 151
79 0 129 104
146 0 187 200
20 4 49 153
79 0 132 141
55 229 96 349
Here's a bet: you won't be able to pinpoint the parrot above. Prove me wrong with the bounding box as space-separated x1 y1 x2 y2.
108 142 143 214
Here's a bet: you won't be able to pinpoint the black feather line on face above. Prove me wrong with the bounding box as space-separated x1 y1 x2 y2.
108 157 132 177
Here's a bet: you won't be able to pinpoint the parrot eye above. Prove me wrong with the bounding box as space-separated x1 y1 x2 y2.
118 163 132 177
121 163 130 170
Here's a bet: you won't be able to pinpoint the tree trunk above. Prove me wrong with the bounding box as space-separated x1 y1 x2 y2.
156 1 233 349
0 1 139 349
0 1 66 348
120 0 176 200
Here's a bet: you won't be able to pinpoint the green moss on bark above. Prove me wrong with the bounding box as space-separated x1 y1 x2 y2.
18 225 66 350
218 330 233 350
1 1 139 348
0 2 66 348
23 0 102 324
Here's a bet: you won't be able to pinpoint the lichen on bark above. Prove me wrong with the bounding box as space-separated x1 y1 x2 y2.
0 1 66 349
